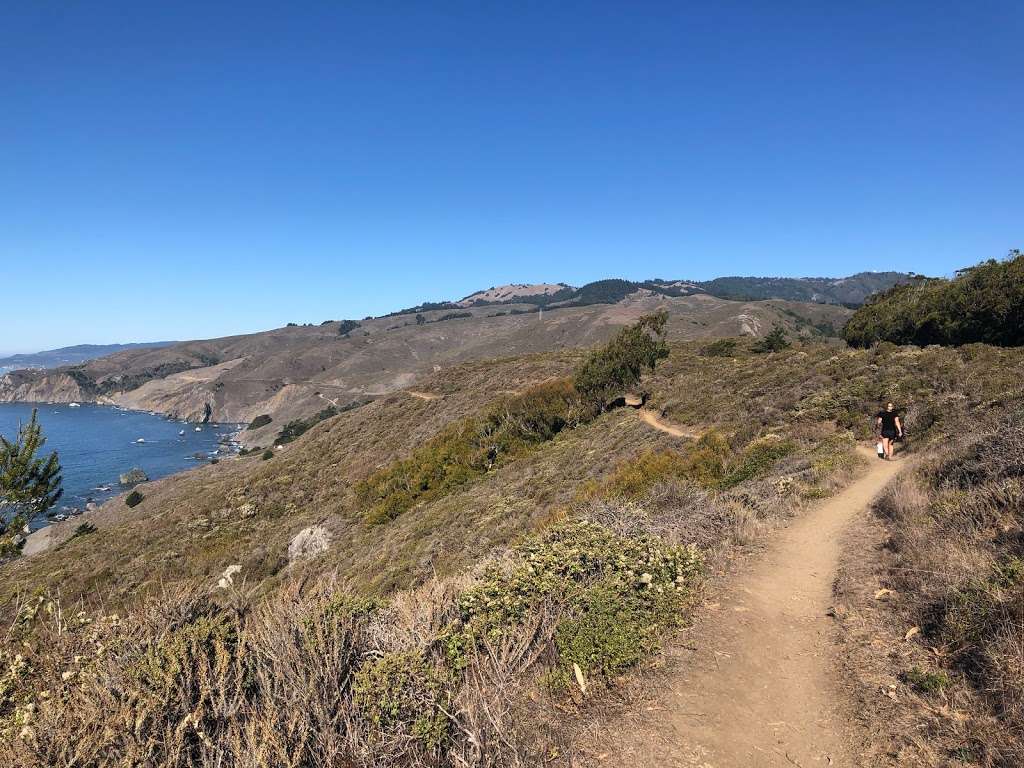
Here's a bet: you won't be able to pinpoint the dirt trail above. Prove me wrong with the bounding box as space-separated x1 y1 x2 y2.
406 390 441 401
638 409 701 439
583 447 907 768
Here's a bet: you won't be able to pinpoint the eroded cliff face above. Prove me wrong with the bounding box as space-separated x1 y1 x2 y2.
0 371 86 404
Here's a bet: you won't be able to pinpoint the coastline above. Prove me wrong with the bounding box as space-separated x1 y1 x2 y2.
0 402 243 541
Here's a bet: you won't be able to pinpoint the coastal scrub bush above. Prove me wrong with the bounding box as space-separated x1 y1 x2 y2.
719 435 796 488
247 414 272 430
261 449 274 460
351 651 450 750
574 310 669 406
449 519 703 681
843 251 1024 348
752 325 790 353
0 516 705 767
124 490 144 508
587 432 731 500
337 319 362 336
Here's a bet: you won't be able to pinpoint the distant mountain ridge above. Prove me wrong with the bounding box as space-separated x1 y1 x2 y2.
0 342 176 374
391 271 914 315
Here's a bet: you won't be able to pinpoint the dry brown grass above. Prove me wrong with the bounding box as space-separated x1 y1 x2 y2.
0 495 713 768
836 415 1024 767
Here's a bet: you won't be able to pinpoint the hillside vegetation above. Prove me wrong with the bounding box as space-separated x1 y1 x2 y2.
2 313 1023 765
843 252 1024 348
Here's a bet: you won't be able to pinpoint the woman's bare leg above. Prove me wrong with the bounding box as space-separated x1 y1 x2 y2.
882 437 893 459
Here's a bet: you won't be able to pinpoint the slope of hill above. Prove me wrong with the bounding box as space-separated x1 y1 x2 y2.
0 293 851 446
0 342 175 374
699 271 915 305
2 317 1021 766
843 251 1023 347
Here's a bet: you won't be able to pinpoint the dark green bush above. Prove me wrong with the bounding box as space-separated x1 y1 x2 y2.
574 310 669 405
261 449 274 461
247 414 272 430
125 490 144 508
843 252 1024 347
337 319 362 336
752 325 790 353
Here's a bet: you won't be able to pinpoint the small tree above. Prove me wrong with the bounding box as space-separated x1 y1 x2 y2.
573 310 669 407
416 314 427 326
752 325 790 353
0 408 63 553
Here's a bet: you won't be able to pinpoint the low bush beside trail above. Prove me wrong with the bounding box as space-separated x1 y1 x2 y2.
0 512 703 768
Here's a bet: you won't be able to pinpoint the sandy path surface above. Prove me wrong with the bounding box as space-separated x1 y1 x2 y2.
582 447 907 767
406 390 441 401
638 409 701 438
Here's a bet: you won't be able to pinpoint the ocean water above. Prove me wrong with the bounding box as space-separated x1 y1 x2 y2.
0 403 237 530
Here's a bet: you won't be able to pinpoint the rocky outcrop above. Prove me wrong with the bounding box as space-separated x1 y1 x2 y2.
288 524 332 563
0 371 87 404
119 468 149 486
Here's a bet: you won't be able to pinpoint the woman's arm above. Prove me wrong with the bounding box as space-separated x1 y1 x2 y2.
895 416 903 435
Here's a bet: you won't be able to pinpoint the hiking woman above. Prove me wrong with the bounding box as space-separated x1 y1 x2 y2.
875 402 903 460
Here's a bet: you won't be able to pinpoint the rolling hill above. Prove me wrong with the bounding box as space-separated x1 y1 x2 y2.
0 342 175 374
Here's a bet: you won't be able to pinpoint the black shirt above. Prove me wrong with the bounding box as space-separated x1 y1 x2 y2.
877 410 899 433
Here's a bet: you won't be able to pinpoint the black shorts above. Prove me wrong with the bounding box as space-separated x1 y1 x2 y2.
881 429 897 439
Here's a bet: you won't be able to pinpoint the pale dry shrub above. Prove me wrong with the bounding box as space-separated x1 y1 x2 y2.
872 416 1024 766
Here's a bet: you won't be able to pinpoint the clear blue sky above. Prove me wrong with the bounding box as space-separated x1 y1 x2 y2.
2 1 1021 353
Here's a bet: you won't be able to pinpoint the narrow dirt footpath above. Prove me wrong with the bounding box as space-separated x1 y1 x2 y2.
582 448 906 768
638 409 701 439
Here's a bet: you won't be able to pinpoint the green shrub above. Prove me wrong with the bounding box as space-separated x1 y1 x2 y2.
592 432 731 499
247 414 272 430
125 490 144 508
555 579 680 679
574 310 669 405
752 325 790 353
451 520 703 680
904 665 951 694
720 436 796 488
261 449 274 461
843 252 1024 347
71 521 97 539
351 651 449 749
337 319 362 336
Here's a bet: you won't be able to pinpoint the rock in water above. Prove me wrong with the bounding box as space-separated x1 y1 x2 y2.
119 468 149 486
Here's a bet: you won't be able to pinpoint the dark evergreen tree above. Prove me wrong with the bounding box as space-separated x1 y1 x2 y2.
0 408 63 551
752 325 791 353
